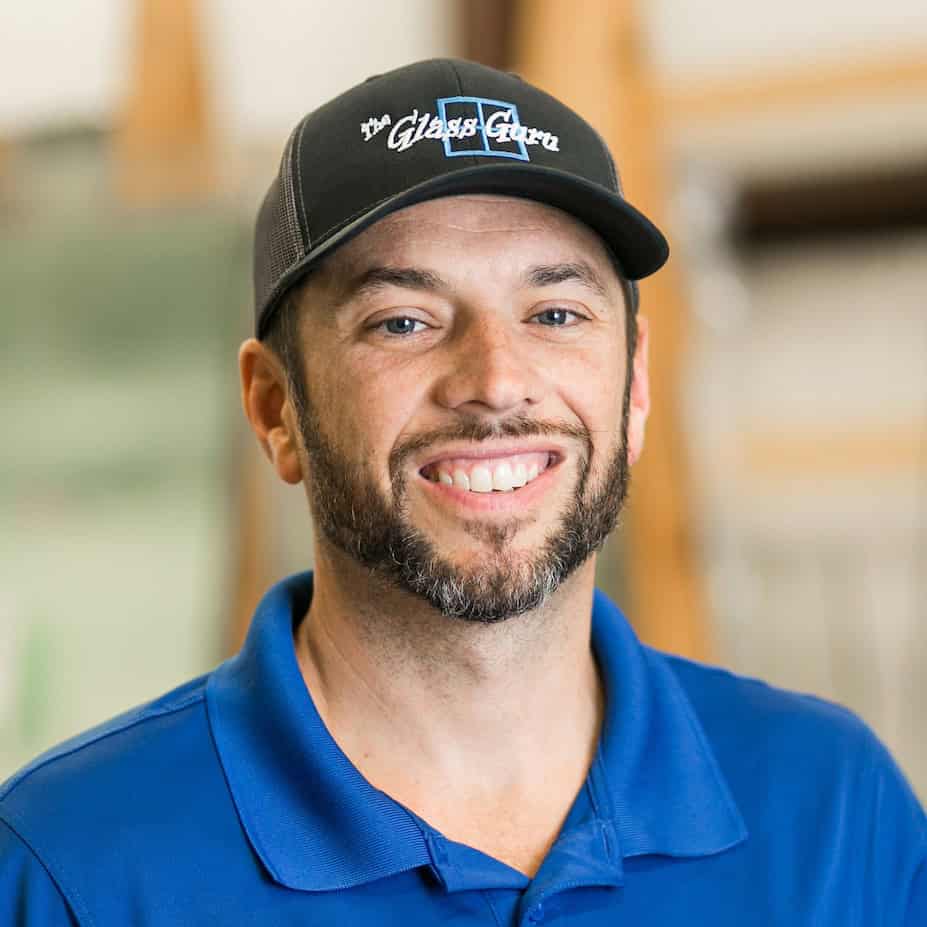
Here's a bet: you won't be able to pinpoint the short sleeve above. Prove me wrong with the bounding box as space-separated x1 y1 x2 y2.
0 817 78 926
906 854 927 926
857 728 927 926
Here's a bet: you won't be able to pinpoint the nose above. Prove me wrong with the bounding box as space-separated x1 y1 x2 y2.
432 317 547 416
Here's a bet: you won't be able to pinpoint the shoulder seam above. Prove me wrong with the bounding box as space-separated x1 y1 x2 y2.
658 649 864 721
0 813 94 926
657 649 750 684
0 689 205 802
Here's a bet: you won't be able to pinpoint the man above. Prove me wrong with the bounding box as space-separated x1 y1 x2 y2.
1 58 924 925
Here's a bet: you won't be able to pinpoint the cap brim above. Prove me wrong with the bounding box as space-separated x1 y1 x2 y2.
258 163 668 338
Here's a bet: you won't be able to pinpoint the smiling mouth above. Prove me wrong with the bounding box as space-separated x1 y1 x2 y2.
419 451 555 493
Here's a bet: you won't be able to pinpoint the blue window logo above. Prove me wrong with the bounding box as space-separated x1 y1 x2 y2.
436 96 530 161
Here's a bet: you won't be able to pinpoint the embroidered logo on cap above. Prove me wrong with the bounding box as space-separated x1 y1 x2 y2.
359 97 560 161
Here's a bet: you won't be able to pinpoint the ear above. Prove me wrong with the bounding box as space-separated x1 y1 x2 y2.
626 315 651 467
238 339 303 485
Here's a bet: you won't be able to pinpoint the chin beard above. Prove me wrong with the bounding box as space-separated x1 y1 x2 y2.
295 396 630 622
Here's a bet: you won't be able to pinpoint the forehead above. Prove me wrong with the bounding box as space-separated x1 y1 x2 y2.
319 194 619 284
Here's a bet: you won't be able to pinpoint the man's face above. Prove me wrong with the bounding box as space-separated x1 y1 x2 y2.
287 195 644 621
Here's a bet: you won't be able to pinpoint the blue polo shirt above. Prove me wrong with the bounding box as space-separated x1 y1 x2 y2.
2 573 925 925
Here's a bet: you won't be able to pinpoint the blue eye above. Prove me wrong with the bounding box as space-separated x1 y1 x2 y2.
382 317 425 335
533 307 577 326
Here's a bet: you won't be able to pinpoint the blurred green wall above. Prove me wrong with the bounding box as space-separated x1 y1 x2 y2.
0 132 250 776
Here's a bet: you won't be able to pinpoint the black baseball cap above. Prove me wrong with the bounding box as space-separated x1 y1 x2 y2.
253 58 669 339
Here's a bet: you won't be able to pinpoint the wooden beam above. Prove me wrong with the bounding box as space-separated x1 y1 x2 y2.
114 0 216 204
458 0 517 70
513 0 711 660
227 447 272 655
0 139 9 191
665 46 927 125
512 0 624 149
738 163 927 243
738 425 927 482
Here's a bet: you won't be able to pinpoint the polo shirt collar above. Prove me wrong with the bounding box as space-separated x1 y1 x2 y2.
206 573 746 893
589 588 747 858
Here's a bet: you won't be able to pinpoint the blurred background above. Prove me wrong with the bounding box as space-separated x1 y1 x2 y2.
2 0 926 796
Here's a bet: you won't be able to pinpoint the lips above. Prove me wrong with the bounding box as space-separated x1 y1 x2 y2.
420 451 553 493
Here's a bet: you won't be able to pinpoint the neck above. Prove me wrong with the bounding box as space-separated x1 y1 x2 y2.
294 546 605 874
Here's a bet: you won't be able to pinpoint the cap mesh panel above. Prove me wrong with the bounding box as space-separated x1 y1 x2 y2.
254 126 306 334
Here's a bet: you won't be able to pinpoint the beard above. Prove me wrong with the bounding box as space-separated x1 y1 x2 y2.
292 386 631 623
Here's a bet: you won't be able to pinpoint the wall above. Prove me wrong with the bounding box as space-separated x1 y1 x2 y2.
647 0 927 79
0 0 457 141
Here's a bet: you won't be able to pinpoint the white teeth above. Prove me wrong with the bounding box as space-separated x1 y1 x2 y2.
492 462 514 492
427 456 549 492
469 466 493 493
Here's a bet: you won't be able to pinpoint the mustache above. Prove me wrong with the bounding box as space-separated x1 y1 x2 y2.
388 415 592 485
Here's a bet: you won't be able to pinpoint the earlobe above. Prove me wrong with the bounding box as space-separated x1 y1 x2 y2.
626 315 651 467
238 339 304 485
266 418 303 485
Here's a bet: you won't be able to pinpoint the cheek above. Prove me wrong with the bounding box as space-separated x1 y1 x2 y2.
554 357 627 487
311 366 425 473
558 341 627 427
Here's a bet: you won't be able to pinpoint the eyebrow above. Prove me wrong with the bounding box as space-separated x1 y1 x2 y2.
524 262 610 299
342 265 448 302
337 259 611 308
